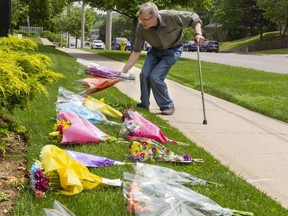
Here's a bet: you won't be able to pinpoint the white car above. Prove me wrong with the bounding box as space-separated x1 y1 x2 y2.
91 40 105 49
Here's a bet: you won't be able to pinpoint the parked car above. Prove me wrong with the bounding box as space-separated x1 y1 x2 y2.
70 42 75 47
112 37 129 50
204 40 219 53
91 39 105 49
84 41 91 49
187 40 207 52
183 41 194 51
126 41 131 51
187 41 197 52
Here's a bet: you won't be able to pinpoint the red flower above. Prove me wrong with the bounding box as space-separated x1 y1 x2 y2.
140 152 145 158
57 124 64 134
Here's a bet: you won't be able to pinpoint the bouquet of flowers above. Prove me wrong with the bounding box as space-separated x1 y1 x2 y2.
83 95 122 119
57 87 122 120
81 76 121 95
26 145 122 197
76 58 135 80
49 111 109 144
123 164 254 216
128 138 203 163
26 160 60 198
120 109 176 143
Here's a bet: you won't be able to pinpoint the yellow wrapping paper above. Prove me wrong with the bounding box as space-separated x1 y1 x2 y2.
83 96 122 118
40 145 105 195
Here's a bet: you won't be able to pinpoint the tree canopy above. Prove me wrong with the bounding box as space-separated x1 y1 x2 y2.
257 0 288 38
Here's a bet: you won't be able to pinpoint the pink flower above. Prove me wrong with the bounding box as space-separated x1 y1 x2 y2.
35 190 46 198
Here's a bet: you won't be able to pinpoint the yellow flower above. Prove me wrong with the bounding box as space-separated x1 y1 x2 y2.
53 120 71 133
130 141 142 156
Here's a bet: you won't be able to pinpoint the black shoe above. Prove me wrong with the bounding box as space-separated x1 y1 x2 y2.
161 106 175 115
136 103 149 111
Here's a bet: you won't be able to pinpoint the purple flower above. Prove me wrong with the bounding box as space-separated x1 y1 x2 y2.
35 177 50 192
34 169 44 180
183 154 192 161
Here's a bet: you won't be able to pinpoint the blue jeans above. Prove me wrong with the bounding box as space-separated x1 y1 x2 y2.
140 46 183 110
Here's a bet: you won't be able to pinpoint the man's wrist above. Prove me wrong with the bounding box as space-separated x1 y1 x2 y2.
195 32 203 36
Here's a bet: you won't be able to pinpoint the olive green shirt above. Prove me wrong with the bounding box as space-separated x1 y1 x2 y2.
133 10 202 52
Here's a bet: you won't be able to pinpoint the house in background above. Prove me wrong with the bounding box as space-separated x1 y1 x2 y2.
203 23 226 42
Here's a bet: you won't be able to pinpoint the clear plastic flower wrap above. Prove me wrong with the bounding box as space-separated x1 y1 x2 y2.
131 162 209 185
56 87 118 125
83 95 122 119
123 176 234 216
44 200 76 216
57 87 122 119
123 163 254 216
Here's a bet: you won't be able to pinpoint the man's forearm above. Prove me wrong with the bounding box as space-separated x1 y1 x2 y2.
122 51 141 73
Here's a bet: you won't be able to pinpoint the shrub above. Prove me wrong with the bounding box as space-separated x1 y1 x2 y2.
0 35 37 52
0 36 64 112
41 31 59 42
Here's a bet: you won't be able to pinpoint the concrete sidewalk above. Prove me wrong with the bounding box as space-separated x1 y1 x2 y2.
57 47 288 209
40 38 56 47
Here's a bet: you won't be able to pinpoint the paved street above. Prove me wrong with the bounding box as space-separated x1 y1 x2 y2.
181 51 288 74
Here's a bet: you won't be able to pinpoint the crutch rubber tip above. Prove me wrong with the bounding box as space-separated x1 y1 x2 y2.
203 120 207 125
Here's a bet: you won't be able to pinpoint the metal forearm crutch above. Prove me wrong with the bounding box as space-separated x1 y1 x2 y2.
196 45 207 125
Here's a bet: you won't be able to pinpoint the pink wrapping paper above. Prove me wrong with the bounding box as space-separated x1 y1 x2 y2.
58 111 108 144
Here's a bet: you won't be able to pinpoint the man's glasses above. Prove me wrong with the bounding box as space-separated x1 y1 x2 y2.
138 15 154 23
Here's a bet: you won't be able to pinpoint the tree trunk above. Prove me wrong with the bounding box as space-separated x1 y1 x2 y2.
131 17 138 51
281 17 288 38
81 1 86 48
105 10 112 50
259 24 263 42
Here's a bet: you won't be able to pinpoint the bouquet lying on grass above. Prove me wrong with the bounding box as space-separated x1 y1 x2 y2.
128 138 203 163
57 86 122 119
123 163 254 216
49 111 109 144
26 145 122 198
120 109 177 143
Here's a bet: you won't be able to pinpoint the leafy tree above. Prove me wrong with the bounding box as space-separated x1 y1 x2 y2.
11 0 29 30
27 0 53 30
257 0 288 38
56 5 97 46
14 0 70 31
213 0 249 40
240 0 275 38
93 13 106 29
98 14 132 42
213 0 276 40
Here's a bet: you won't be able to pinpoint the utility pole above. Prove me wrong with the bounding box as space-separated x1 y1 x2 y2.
105 10 112 50
81 1 86 48
27 16 30 37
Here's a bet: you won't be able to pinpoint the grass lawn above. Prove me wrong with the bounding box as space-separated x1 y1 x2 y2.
11 44 288 215
219 31 288 53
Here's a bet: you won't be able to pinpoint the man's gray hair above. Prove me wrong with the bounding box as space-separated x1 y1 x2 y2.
139 2 159 17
